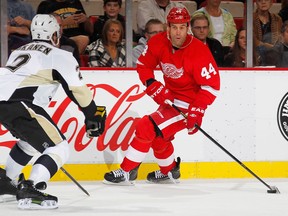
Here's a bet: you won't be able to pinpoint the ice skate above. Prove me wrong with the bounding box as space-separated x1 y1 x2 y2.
0 168 17 203
103 165 140 186
35 181 47 190
146 157 181 184
17 177 58 210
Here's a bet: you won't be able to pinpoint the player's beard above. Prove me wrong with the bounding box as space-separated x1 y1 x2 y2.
171 35 187 48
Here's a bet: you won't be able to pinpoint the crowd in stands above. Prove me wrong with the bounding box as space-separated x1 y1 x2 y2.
132 18 165 67
4 0 288 68
7 0 35 55
223 27 254 67
193 0 237 47
87 19 126 67
37 0 93 55
191 13 225 66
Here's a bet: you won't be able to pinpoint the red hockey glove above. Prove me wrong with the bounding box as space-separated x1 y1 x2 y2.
187 104 206 135
85 106 106 138
145 81 174 105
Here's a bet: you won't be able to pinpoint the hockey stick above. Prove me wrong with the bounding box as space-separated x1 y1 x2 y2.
60 167 90 196
165 99 280 194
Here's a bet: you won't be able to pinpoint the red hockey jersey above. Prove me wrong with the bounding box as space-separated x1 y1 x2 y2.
137 32 220 108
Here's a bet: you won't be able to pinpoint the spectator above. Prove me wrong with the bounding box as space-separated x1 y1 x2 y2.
137 0 184 36
91 0 129 42
223 27 259 67
260 47 281 66
90 0 123 42
7 0 35 55
193 0 237 47
191 13 225 66
253 0 282 58
37 0 93 54
223 27 247 67
278 0 288 22
87 19 126 67
272 20 288 67
132 19 164 67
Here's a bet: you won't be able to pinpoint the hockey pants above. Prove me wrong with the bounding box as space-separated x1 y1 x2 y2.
121 105 186 174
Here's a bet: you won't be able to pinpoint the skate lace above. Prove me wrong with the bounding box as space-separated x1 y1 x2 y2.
112 169 125 178
112 169 129 181
31 186 45 195
154 170 167 179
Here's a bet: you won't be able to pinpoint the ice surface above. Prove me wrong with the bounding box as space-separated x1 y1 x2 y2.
1 178 288 215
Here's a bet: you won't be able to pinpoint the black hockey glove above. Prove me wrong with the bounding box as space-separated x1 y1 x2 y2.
85 106 107 138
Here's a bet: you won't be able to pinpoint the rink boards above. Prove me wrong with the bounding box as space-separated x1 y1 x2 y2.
1 68 288 180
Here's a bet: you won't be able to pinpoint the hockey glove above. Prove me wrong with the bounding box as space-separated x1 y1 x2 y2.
85 106 106 138
187 104 206 135
145 80 174 106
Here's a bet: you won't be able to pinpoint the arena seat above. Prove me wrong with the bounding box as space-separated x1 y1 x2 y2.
82 0 198 33
220 1 244 18
176 1 198 15
234 17 244 30
81 1 101 16
80 54 89 67
89 15 99 25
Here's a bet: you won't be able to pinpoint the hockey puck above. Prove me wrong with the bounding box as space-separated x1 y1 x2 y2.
267 186 280 194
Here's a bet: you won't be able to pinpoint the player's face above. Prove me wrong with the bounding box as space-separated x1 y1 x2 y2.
168 23 188 48
238 29 246 51
192 19 209 42
107 23 121 44
104 2 121 19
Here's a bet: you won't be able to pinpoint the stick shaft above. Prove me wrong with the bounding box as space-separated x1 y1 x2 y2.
194 125 272 189
166 100 273 191
60 167 90 196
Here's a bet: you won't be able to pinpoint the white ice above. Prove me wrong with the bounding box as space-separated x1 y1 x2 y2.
1 178 288 216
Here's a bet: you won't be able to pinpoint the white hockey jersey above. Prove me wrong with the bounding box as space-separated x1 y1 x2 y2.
0 41 93 110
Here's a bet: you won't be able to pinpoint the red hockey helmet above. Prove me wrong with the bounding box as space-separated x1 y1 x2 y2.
166 7 190 25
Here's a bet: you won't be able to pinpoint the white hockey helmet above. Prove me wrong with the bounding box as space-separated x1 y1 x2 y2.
31 14 61 46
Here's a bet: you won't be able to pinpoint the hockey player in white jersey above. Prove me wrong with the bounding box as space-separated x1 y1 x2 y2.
0 14 106 209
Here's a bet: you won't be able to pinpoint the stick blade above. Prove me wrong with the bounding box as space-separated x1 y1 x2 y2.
267 186 280 194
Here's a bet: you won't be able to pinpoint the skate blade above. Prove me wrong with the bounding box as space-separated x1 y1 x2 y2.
0 195 16 203
18 198 58 210
102 179 135 186
146 178 180 184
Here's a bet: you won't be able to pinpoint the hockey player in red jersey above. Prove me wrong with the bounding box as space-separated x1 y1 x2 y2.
104 6 220 185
